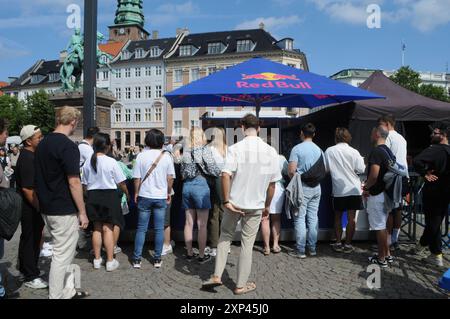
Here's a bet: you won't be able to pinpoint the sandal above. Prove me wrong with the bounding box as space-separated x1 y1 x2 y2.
71 291 90 299
202 276 223 289
234 282 256 295
272 246 281 254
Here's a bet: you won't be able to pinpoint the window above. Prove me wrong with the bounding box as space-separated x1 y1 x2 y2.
236 39 254 52
174 69 183 82
287 63 296 68
155 85 162 98
135 48 144 58
115 68 122 78
125 68 131 78
115 108 121 122
155 66 162 75
122 51 130 60
191 120 199 128
145 86 151 99
135 108 141 122
145 108 152 121
155 104 162 122
125 109 131 122
49 73 60 82
135 86 141 99
145 66 151 76
125 131 131 146
286 40 293 51
101 55 108 64
115 88 122 100
191 68 200 81
31 75 43 84
179 45 193 56
150 47 160 57
174 121 182 135
135 67 141 77
135 131 141 146
208 42 223 54
102 71 109 80
125 87 131 100
207 66 217 75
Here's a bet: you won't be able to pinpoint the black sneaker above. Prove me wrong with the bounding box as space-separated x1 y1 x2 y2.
197 254 212 264
368 256 388 268
186 253 199 261
385 255 395 264
154 259 162 268
132 258 142 269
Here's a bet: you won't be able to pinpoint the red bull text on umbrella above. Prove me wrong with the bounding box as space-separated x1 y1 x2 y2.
238 72 312 89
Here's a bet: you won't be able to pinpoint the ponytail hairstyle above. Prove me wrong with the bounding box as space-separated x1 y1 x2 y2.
90 132 111 173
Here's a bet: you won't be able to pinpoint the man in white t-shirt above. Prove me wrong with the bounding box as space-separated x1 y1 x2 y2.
78 127 99 168
202 114 281 295
378 115 408 250
132 129 175 269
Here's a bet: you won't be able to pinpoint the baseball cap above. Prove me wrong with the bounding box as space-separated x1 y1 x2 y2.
20 125 40 143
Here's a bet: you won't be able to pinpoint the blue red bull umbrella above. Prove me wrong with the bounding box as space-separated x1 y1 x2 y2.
165 57 383 119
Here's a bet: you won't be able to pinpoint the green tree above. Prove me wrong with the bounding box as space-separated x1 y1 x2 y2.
0 95 29 135
26 90 55 135
390 66 421 93
418 84 449 102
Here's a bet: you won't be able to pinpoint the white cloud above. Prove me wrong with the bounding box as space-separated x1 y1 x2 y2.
0 37 30 59
307 0 450 31
235 15 302 31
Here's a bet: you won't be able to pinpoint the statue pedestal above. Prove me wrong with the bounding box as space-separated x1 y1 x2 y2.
49 89 116 142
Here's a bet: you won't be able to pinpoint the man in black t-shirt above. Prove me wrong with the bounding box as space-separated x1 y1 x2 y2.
363 126 394 268
35 106 89 299
16 125 47 289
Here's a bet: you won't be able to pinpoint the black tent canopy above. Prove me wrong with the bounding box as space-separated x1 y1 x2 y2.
289 71 450 157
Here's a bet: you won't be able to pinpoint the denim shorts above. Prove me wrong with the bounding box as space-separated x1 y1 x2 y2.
182 176 211 210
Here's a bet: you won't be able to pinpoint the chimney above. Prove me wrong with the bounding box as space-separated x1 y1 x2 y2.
59 50 68 63
152 30 159 40
259 22 265 30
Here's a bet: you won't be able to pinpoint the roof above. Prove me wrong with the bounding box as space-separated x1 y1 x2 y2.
353 71 450 121
0 81 8 96
4 59 62 90
167 29 289 59
99 41 126 57
112 37 176 64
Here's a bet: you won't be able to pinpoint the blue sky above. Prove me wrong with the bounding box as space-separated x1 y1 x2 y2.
0 0 449 82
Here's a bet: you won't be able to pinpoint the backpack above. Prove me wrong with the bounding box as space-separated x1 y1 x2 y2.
0 188 23 240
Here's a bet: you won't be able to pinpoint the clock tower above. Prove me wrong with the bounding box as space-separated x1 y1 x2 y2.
108 0 149 42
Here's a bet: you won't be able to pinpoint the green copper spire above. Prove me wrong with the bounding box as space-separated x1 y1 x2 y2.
114 0 144 27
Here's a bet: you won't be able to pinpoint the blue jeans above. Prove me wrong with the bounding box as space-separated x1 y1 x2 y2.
133 197 167 260
293 185 321 253
0 238 5 297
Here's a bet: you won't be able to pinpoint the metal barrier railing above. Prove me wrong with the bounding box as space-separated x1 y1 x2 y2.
402 173 449 249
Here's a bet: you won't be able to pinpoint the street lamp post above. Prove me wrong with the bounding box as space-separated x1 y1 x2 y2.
83 0 98 136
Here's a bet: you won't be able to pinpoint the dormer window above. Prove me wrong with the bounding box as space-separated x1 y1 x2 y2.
122 51 131 60
100 55 108 64
135 48 144 58
150 47 161 57
207 42 225 55
236 39 255 52
48 73 60 82
179 45 194 57
31 74 44 84
277 38 294 51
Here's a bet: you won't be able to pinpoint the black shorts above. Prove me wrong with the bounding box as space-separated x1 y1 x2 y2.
332 196 363 212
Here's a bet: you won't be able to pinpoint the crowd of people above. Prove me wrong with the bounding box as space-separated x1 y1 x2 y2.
0 107 449 299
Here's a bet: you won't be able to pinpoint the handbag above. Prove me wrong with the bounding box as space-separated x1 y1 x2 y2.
136 150 169 197
0 188 23 240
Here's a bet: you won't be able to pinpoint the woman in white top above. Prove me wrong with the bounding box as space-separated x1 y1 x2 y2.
206 127 228 257
261 154 288 255
324 128 366 253
82 133 129 272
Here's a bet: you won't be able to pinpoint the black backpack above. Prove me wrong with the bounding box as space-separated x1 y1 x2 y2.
0 188 23 240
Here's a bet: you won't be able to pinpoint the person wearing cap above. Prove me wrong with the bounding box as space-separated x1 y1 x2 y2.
16 125 48 289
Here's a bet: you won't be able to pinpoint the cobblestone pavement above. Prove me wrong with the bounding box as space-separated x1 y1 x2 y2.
1 231 449 299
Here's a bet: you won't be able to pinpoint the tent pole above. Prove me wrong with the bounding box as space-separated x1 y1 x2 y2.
256 100 261 121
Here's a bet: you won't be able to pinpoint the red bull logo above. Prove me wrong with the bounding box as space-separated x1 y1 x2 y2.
237 72 312 90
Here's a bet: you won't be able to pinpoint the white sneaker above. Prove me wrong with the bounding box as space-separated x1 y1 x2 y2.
24 278 48 289
424 254 444 267
93 258 103 269
162 244 173 256
43 242 53 250
209 248 217 257
204 246 212 255
39 248 52 258
106 259 119 272
114 246 122 254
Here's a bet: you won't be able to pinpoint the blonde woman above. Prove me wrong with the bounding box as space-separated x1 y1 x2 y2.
206 127 228 257
181 127 221 263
